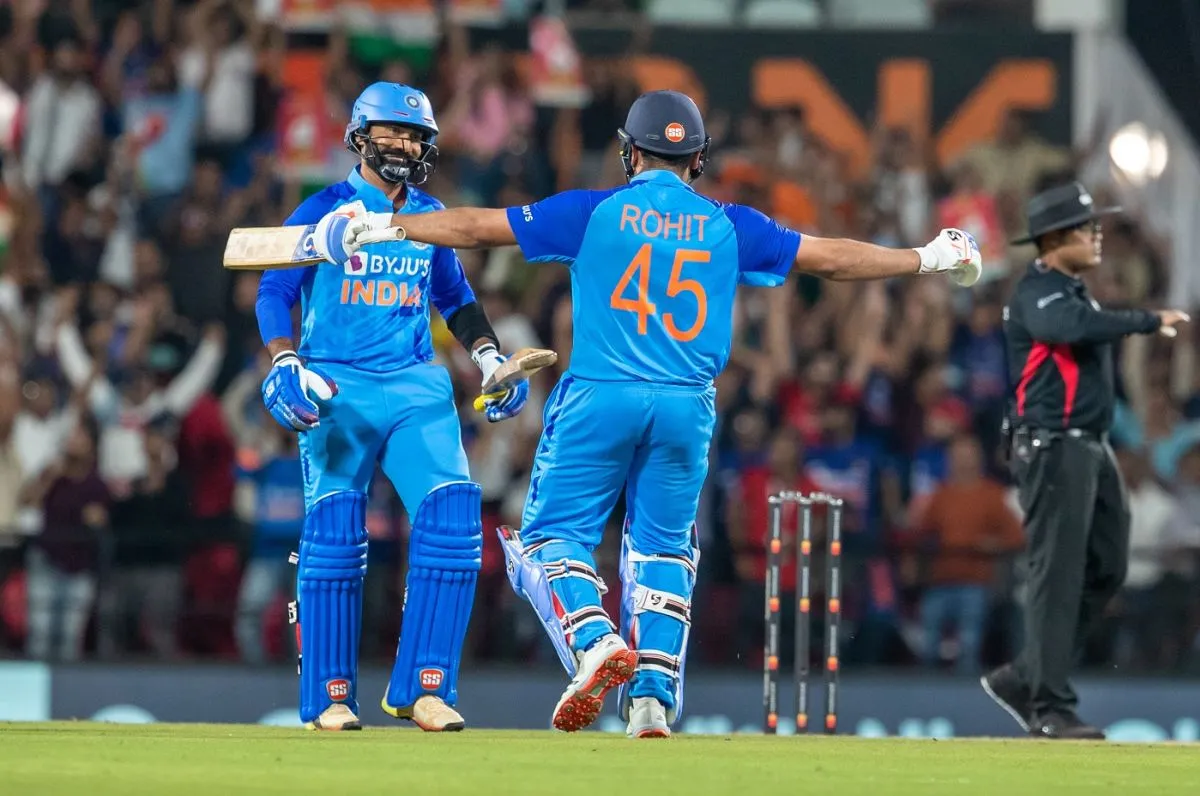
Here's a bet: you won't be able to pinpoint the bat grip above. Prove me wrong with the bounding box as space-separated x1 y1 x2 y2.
356 227 407 246
473 392 505 412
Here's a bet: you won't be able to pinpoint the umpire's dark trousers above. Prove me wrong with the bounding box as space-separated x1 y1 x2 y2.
1010 429 1130 716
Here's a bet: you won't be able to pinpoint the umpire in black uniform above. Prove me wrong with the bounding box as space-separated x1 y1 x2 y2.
981 182 1189 739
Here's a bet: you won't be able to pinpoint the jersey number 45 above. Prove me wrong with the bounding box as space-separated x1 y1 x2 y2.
610 243 710 343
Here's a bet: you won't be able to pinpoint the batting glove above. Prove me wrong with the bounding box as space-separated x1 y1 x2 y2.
473 344 529 424
914 228 983 287
312 201 393 266
262 351 338 432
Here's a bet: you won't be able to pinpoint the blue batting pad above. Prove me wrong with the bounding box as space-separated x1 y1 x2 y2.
386 482 483 709
297 491 368 723
617 525 700 725
498 527 616 676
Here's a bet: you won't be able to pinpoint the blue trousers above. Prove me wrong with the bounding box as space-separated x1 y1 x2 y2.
920 584 989 674
298 362 469 509
520 376 714 716
522 376 715 554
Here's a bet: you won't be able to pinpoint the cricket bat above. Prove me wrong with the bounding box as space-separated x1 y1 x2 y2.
473 348 558 412
223 225 406 270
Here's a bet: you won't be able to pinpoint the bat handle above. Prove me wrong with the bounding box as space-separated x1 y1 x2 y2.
356 227 407 246
473 392 505 412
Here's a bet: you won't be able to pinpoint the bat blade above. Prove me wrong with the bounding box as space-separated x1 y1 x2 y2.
223 225 324 270
481 348 558 394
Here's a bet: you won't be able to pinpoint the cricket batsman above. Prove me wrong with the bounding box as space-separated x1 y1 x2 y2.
310 90 982 737
256 82 537 732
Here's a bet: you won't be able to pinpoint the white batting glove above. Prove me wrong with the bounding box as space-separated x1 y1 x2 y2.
312 202 395 266
914 228 983 287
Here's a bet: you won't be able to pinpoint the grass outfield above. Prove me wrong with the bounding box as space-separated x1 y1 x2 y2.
1 723 1195 795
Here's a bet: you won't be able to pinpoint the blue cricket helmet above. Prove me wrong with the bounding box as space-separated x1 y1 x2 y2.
345 82 440 186
617 90 711 182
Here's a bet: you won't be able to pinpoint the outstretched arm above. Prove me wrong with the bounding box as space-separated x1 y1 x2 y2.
793 235 921 281
730 203 981 289
388 208 516 249
796 229 980 284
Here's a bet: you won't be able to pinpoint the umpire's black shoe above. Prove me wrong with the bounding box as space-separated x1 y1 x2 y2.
1029 710 1106 740
980 664 1032 732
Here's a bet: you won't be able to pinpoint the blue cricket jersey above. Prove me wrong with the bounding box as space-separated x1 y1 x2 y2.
505 170 801 386
256 167 476 373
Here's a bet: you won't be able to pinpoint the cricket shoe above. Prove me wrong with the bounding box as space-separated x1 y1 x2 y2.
980 663 1032 732
381 692 466 732
625 697 671 739
552 633 638 732
305 704 362 731
1030 710 1106 740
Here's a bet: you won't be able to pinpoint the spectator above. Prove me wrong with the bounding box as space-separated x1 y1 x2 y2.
21 37 102 198
234 422 303 664
727 429 819 664
101 420 189 658
442 46 534 205
1116 447 1180 670
956 109 1072 220
1154 445 1200 669
13 366 78 486
180 0 259 166
124 54 204 219
0 381 23 546
912 434 1023 672
24 420 109 662
55 313 224 487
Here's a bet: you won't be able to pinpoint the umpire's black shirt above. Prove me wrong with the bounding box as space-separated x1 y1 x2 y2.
1004 261 1161 433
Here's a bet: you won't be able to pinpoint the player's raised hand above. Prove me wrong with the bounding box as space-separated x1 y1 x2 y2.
914 228 983 287
261 351 338 432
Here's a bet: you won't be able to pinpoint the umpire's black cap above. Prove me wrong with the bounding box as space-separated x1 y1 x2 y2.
619 90 708 156
1011 181 1121 244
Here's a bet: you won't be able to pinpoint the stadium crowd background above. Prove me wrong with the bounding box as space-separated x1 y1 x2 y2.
0 0 1197 680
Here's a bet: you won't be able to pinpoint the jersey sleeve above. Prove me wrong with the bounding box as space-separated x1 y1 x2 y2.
255 187 342 345
723 203 803 288
429 246 476 320
504 189 600 265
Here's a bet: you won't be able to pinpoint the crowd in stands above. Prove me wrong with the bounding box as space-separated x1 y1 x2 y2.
0 0 1197 677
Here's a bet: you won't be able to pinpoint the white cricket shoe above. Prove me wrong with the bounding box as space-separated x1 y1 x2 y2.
381 690 466 732
551 633 638 732
626 697 671 739
305 703 362 731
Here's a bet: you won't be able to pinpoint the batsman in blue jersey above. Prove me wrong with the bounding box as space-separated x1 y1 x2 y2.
256 83 532 732
312 90 982 737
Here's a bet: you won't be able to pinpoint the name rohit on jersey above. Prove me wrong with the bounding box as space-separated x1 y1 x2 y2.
341 254 430 307
619 205 708 242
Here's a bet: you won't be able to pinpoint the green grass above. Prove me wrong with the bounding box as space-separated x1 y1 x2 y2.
1 723 1195 795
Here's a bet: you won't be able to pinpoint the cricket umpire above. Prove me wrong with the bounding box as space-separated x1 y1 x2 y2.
981 182 1189 739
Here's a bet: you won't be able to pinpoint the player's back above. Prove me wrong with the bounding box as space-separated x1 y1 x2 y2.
565 171 797 386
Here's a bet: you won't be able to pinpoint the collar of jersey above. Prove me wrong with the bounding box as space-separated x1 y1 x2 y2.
631 169 694 190
1031 259 1082 286
347 166 413 212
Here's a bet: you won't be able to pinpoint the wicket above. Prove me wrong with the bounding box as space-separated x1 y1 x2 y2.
762 491 844 735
